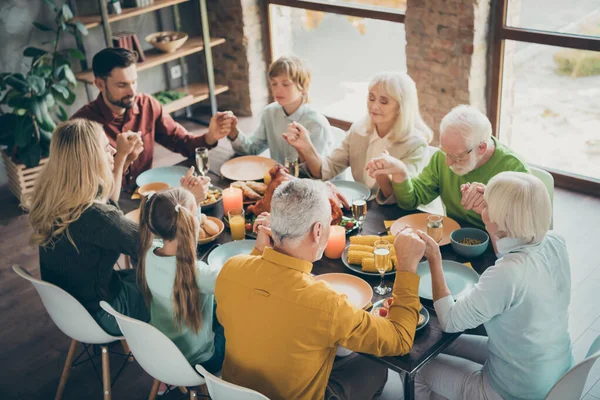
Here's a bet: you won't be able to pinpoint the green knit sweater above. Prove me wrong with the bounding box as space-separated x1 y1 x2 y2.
39 201 138 313
392 137 529 229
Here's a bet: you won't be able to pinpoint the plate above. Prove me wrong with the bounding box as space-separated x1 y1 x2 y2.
371 298 430 331
206 239 256 269
329 180 371 205
198 217 225 245
339 216 359 236
390 213 461 246
136 166 190 188
416 260 479 300
313 273 373 310
220 156 278 181
198 186 223 210
341 245 396 277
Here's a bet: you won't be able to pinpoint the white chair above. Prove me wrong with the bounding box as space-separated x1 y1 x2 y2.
12 265 130 400
530 166 554 229
329 126 354 182
195 364 270 400
100 301 206 399
545 335 600 400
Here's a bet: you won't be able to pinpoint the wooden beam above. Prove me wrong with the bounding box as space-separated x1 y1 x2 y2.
266 0 405 23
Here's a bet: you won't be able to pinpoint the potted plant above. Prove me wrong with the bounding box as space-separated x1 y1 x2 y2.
0 0 88 207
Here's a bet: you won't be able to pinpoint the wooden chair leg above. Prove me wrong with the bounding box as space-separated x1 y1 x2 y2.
120 339 134 362
55 339 78 400
199 384 209 396
101 345 111 400
148 379 160 400
189 389 197 399
179 386 189 394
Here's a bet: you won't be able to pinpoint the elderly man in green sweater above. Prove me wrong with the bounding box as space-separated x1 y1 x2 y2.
366 105 528 229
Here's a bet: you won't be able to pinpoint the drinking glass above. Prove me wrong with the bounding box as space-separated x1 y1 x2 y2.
373 240 392 295
427 215 444 243
228 209 246 241
195 147 210 177
284 156 300 177
351 199 367 232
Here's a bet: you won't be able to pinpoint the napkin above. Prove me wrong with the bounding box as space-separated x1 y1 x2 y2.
383 220 395 231
463 262 473 269
131 188 140 200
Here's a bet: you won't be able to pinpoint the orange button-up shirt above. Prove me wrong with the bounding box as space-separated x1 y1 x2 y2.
71 93 216 188
215 247 420 400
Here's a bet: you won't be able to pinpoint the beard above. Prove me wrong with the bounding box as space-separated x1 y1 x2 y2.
450 155 479 176
106 89 135 109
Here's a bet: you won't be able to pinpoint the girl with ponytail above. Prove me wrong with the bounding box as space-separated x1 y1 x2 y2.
137 186 224 372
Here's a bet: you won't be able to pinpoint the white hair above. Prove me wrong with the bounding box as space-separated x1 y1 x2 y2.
440 105 492 148
270 179 331 243
484 172 551 243
366 71 433 144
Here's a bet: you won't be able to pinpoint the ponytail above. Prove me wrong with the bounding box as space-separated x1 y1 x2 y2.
137 194 155 307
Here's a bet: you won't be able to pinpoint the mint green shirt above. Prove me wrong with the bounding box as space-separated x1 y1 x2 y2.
145 245 221 365
393 137 528 229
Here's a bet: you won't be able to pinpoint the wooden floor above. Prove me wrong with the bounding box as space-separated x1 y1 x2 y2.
1 119 600 399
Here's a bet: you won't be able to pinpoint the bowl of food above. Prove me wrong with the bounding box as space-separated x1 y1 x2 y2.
198 214 224 245
145 31 188 53
198 187 223 209
450 227 489 258
138 182 169 197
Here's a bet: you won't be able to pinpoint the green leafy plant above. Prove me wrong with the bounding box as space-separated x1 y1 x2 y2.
0 0 88 167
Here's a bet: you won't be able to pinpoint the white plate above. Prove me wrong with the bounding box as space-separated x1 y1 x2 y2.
136 166 189 188
329 180 371 205
207 240 256 269
314 273 373 309
416 260 480 300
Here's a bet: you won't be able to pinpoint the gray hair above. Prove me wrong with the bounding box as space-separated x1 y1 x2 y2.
270 179 331 243
440 105 492 148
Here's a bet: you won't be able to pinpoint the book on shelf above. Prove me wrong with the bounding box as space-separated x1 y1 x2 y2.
112 32 146 63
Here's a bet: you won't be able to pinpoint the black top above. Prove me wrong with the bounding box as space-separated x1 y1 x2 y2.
39 201 138 313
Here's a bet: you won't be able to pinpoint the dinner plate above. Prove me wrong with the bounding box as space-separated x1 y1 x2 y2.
136 166 189 188
314 273 373 310
220 156 278 181
329 180 371 205
416 260 479 300
371 298 430 332
207 239 256 269
341 245 396 277
390 213 461 246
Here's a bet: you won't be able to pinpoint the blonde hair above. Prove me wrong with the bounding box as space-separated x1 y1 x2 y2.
484 172 551 243
29 119 114 249
366 71 433 143
268 55 311 101
137 187 203 333
440 105 492 148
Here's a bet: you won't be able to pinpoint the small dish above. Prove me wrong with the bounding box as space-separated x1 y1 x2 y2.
138 182 169 197
197 217 224 245
450 227 489 258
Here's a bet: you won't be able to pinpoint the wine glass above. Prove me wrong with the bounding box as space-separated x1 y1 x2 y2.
373 240 392 295
195 147 210 177
426 215 444 243
284 156 300 177
351 199 367 232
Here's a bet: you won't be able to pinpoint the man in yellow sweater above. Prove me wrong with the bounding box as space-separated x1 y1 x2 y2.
215 179 424 400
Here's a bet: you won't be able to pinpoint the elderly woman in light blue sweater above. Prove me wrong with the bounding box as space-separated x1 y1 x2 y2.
414 171 573 400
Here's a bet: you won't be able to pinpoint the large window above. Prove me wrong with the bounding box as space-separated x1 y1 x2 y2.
491 0 600 193
266 0 406 126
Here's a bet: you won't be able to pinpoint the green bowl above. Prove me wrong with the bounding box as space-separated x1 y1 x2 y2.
450 228 489 258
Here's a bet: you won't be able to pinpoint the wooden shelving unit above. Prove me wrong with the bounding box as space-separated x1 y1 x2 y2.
74 0 227 117
75 37 226 84
73 0 190 29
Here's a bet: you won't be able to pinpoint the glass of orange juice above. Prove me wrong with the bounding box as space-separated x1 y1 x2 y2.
228 208 246 241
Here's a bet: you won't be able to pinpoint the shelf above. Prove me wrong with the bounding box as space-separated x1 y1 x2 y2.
163 83 229 114
75 37 226 84
73 0 190 29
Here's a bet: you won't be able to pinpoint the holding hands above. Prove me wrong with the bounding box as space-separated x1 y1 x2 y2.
207 111 238 144
181 166 211 203
365 151 409 184
282 121 313 154
393 226 426 273
460 182 486 214
116 131 143 163
253 212 273 252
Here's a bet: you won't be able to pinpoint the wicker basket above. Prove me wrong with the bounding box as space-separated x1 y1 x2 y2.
1 150 48 209
145 31 188 53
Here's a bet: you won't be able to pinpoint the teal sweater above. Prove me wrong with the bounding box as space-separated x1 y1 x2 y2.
393 137 528 229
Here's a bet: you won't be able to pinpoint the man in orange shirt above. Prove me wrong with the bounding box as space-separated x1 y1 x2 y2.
215 179 424 400
72 48 234 189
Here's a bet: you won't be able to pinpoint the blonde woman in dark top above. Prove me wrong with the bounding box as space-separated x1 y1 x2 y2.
29 119 149 335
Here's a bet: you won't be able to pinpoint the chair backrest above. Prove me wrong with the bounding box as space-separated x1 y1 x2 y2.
529 166 554 229
100 301 205 388
195 365 270 400
12 265 121 344
545 335 600 400
329 126 354 181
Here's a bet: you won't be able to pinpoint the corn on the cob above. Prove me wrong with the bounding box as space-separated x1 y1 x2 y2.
361 257 393 272
349 235 395 246
348 244 374 253
347 251 373 265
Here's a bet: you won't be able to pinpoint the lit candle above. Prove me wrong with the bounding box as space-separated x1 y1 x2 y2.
222 186 243 216
325 225 346 259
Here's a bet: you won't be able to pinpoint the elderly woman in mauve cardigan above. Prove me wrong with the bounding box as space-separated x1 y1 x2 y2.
28 119 209 335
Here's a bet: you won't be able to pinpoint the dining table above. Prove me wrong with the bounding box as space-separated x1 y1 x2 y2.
119 143 498 400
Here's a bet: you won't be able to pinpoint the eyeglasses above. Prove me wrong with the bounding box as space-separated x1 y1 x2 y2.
443 148 473 163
